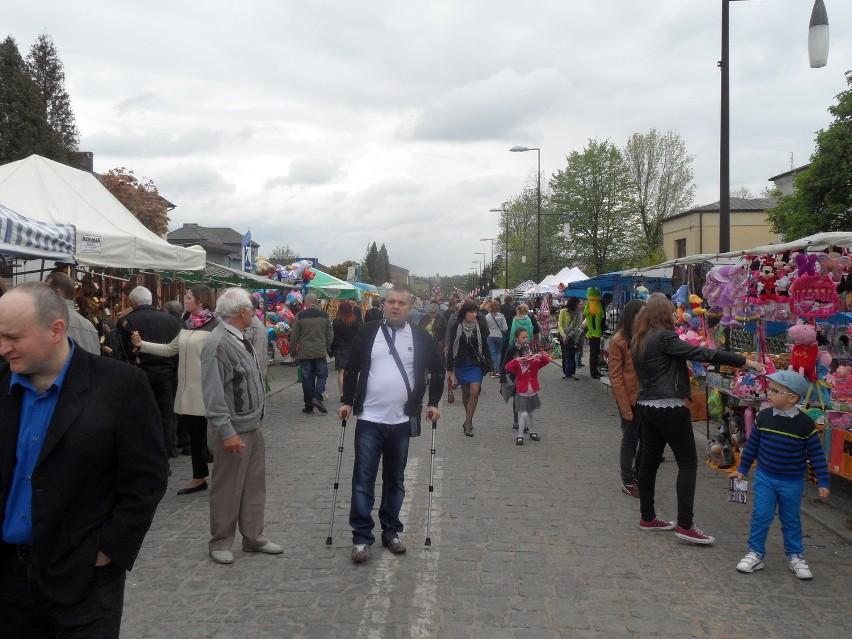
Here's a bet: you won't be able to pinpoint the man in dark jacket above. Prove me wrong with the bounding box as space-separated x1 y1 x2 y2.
338 285 444 563
291 293 334 414
119 286 181 458
0 282 167 637
364 297 383 322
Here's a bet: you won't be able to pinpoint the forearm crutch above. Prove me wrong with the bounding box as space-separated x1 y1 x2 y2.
325 419 348 545
425 419 438 546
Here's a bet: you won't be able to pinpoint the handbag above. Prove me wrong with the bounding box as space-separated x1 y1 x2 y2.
380 323 422 437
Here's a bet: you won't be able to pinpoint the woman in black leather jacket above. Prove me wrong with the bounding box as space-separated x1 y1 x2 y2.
632 294 764 545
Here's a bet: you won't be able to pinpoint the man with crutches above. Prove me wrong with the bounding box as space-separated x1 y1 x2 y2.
337 284 445 563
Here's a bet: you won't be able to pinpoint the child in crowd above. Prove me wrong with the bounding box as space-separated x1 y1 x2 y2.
503 328 550 446
729 370 830 580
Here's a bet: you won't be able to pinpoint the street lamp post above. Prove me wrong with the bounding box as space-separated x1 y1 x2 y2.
480 237 496 289
474 252 486 290
490 206 510 288
509 146 541 282
719 0 829 253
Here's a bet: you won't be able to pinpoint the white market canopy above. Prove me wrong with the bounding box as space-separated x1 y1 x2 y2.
716 232 852 257
0 155 205 270
0 202 76 262
527 266 589 296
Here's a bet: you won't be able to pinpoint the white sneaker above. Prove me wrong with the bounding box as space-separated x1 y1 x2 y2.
210 550 234 565
736 551 764 573
788 555 813 580
244 542 283 554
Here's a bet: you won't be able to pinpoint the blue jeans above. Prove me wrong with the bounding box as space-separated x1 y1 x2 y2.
349 419 410 546
747 469 805 557
487 336 503 373
299 358 328 408
562 339 576 377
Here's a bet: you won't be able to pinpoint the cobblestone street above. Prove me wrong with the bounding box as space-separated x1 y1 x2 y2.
122 361 851 638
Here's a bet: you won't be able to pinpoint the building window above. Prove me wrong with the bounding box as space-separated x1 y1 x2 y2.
675 238 687 258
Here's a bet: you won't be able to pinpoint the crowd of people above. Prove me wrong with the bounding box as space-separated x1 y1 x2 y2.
0 276 835 637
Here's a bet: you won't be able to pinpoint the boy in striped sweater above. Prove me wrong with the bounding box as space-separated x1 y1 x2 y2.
729 370 830 580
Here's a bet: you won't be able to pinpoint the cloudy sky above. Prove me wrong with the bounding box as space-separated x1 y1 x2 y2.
7 1 851 277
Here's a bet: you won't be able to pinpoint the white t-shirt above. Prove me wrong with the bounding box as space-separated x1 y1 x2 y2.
360 322 415 425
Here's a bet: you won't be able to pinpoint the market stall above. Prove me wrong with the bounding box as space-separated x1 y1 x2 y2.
0 202 77 262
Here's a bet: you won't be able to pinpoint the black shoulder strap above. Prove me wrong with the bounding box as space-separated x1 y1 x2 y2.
380 323 412 400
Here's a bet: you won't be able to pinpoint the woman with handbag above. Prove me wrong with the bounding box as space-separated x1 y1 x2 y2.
484 300 508 379
447 299 492 437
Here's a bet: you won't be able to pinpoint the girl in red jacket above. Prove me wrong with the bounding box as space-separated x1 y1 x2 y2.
505 331 551 446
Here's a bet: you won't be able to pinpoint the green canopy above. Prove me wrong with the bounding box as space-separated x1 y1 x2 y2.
154 261 297 290
309 268 361 300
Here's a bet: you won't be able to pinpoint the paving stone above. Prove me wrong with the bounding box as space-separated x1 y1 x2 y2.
119 362 852 638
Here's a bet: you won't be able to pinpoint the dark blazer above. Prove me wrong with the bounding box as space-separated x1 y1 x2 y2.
343 320 445 417
446 315 493 372
0 348 168 607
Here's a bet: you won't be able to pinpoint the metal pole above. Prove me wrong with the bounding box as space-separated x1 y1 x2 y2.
505 207 510 288
720 0 731 253
424 419 438 546
536 149 542 282
325 419 348 545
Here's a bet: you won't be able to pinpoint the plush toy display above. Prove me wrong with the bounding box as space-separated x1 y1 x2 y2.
584 287 604 338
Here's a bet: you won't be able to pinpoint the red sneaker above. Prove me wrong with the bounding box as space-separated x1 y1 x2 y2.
639 516 675 531
674 524 715 545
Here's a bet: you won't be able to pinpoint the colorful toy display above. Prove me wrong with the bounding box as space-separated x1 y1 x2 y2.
584 287 603 338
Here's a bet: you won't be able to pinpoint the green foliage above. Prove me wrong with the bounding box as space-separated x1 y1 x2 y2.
378 243 390 284
26 34 78 161
365 242 380 285
268 244 299 264
549 139 632 275
623 129 695 258
766 70 852 239
0 35 56 163
326 259 358 281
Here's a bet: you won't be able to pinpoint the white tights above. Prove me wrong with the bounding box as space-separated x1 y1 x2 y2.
517 411 536 436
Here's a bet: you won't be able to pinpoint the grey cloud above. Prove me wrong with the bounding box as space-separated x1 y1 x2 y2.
115 91 160 114
157 163 235 201
265 158 347 188
84 128 223 158
407 68 567 142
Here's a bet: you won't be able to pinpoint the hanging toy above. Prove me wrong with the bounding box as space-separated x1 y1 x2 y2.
584 287 604 338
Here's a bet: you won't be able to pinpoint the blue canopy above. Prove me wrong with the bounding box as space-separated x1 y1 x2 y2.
564 271 674 301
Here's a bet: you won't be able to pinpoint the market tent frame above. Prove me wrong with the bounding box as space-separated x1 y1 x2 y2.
0 202 76 262
152 260 298 290
0 155 205 270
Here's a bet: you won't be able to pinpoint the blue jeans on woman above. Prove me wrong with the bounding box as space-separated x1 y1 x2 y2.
349 419 411 546
487 336 503 373
747 469 805 557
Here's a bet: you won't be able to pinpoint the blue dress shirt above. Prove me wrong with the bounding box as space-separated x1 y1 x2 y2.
2 340 75 544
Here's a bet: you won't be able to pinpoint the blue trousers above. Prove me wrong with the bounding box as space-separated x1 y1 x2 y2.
299 358 328 408
349 419 410 546
487 337 503 374
747 469 805 557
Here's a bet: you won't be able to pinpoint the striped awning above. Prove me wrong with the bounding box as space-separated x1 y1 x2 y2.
0 203 76 262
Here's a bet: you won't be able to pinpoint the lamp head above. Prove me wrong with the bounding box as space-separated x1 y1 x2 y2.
809 0 829 68
509 146 530 152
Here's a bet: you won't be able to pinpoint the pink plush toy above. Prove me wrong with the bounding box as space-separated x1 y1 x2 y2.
794 252 818 277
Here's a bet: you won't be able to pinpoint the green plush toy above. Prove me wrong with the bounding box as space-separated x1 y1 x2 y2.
584 287 603 338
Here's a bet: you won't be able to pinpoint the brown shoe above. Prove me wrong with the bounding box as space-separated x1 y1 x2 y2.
621 483 640 498
382 537 406 554
313 399 328 414
351 544 372 563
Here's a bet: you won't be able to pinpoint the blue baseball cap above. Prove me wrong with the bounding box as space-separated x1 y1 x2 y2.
766 370 811 400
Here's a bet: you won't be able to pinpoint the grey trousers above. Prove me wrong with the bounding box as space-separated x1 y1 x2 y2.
208 427 269 552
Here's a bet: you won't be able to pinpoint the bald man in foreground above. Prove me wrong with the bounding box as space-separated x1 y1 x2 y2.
0 282 167 638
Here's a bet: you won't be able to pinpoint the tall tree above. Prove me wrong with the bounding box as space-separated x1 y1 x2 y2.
0 35 55 163
100 168 169 236
622 129 694 263
550 139 632 275
268 244 299 264
26 34 78 162
378 243 391 284
365 242 380 285
766 70 852 239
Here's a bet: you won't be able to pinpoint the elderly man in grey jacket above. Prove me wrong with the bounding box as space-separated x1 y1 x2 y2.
201 287 282 565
